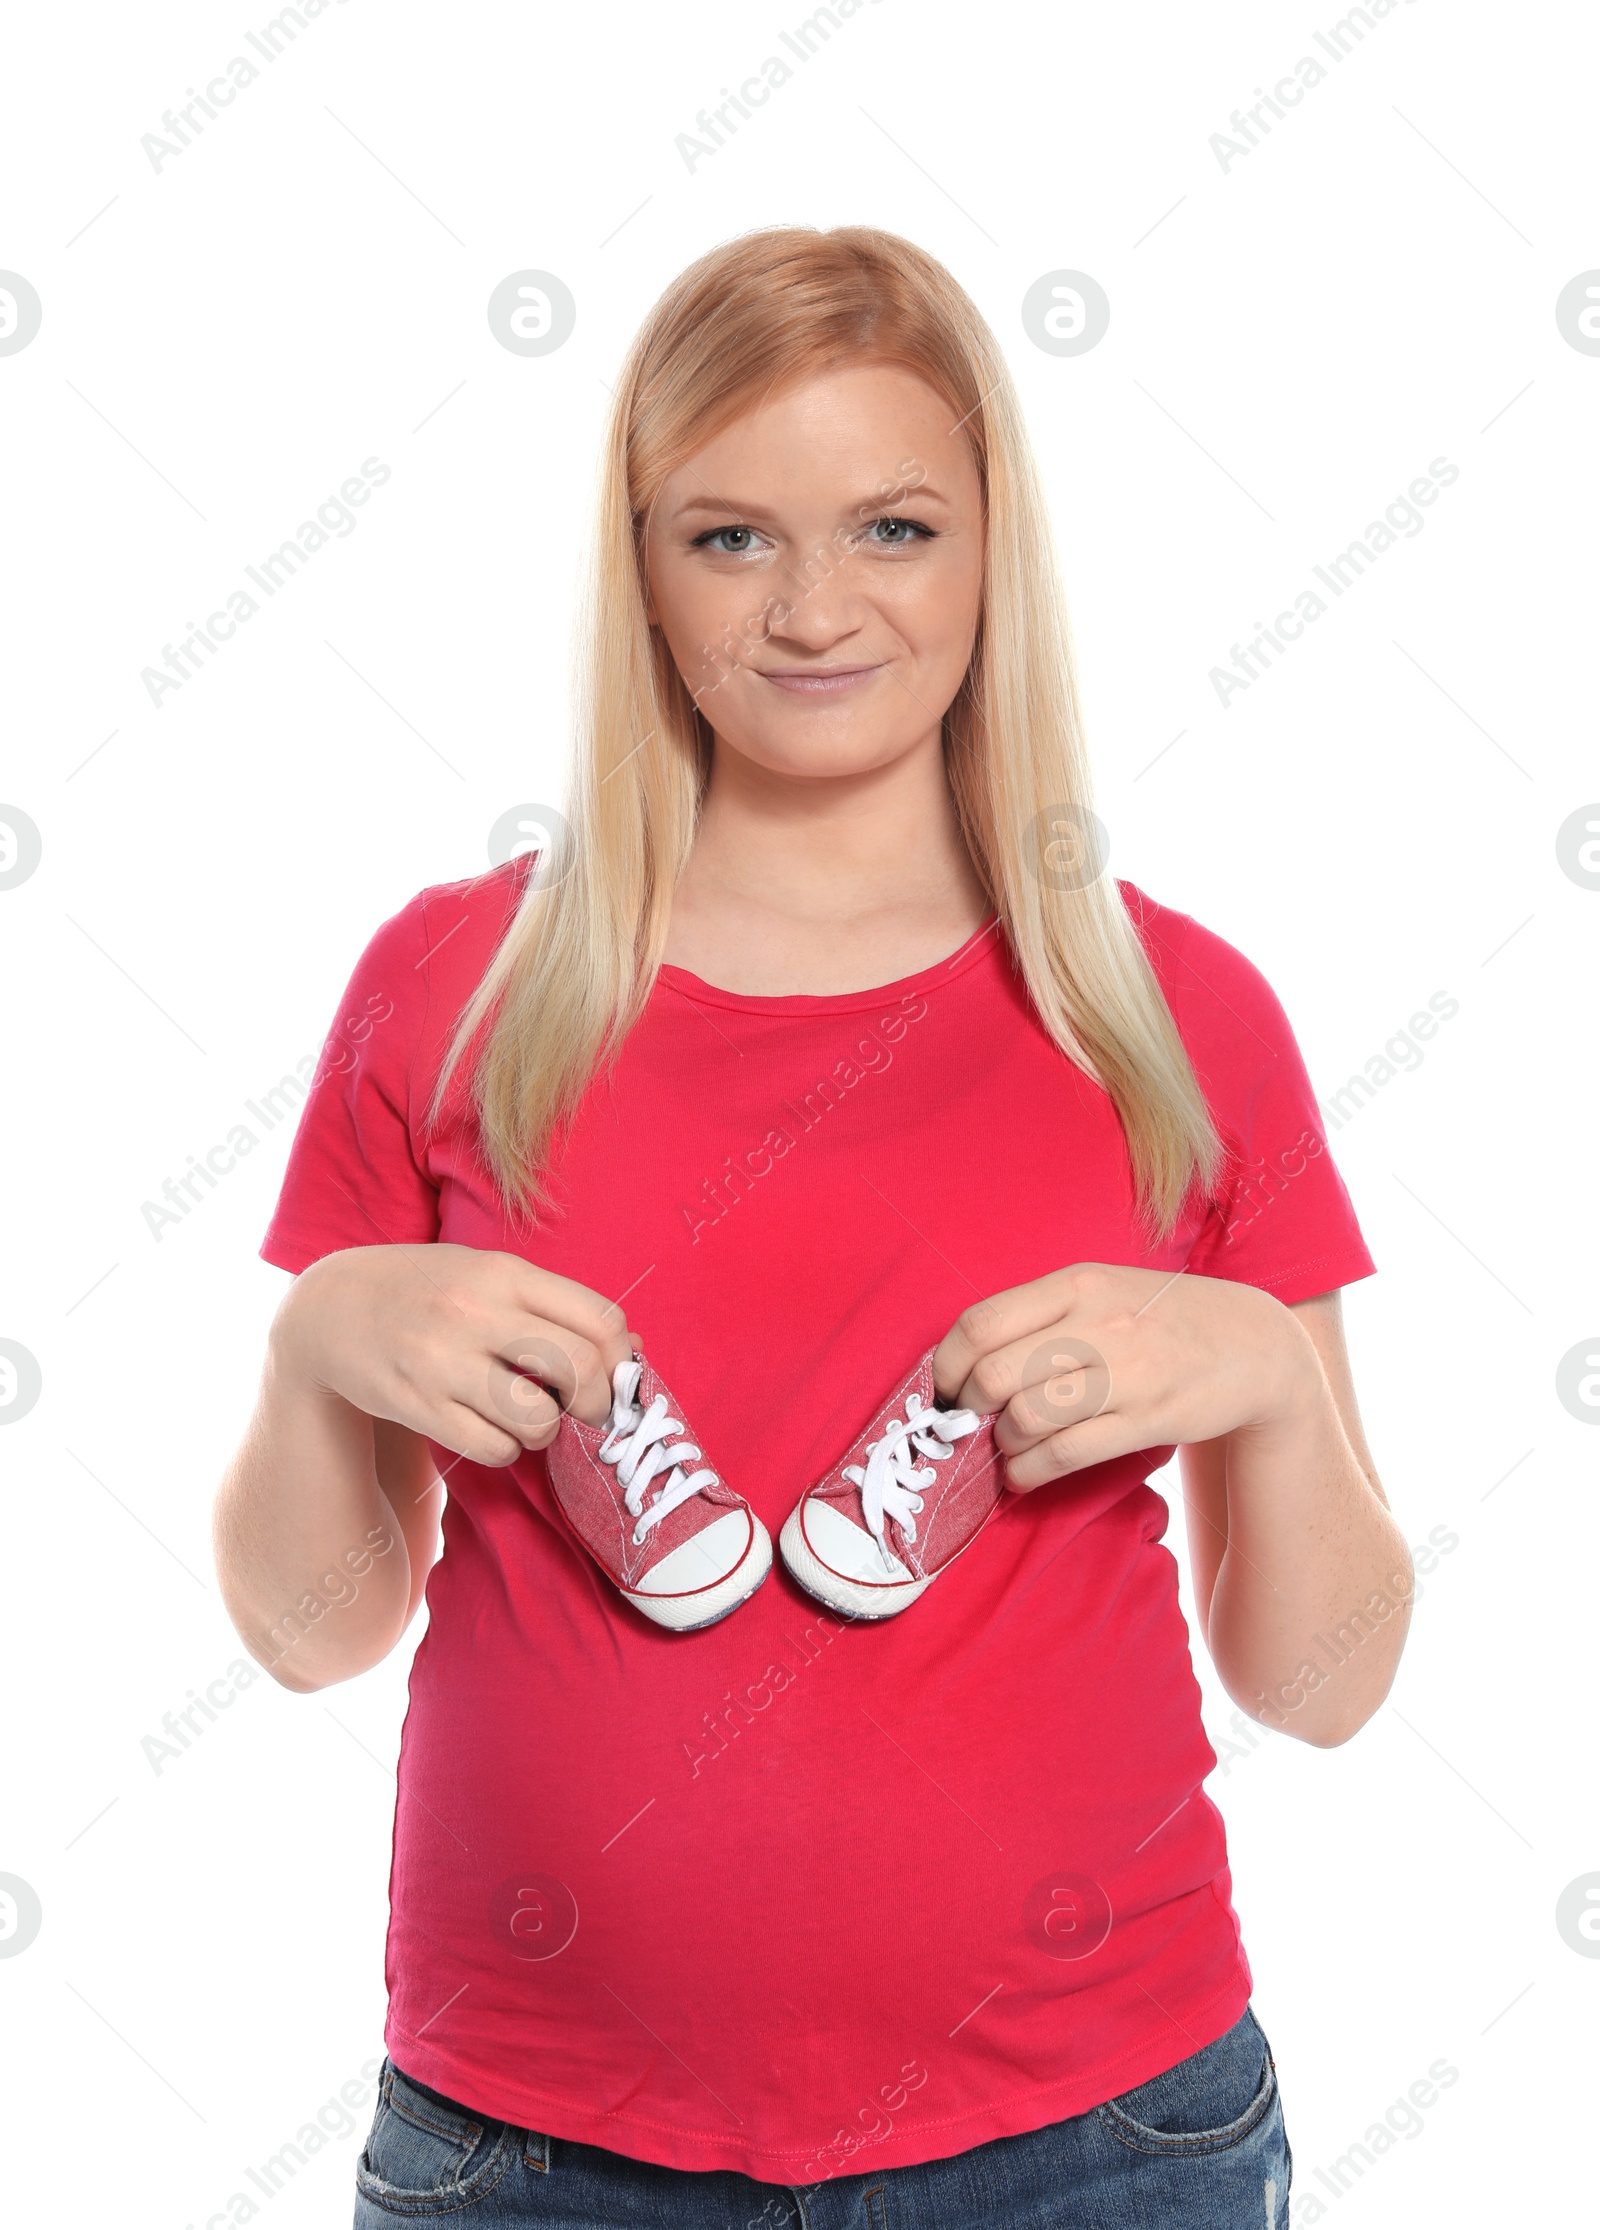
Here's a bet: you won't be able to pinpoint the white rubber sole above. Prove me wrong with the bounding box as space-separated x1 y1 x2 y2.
622 1516 774 1632
778 1504 930 1622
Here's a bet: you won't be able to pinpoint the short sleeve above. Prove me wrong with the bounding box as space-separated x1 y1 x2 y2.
1171 913 1377 1305
259 892 441 1275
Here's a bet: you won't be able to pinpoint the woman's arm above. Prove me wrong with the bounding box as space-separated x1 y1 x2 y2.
212 1244 633 1693
212 1341 441 1694
934 1264 1412 1748
1177 1288 1412 1747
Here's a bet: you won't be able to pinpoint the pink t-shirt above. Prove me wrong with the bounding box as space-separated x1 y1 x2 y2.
260 861 1375 2180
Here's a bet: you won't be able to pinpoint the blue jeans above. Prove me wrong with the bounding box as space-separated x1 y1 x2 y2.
353 2005 1291 2227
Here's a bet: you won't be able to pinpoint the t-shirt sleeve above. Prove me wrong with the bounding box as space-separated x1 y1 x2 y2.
259 892 441 1276
1169 912 1377 1306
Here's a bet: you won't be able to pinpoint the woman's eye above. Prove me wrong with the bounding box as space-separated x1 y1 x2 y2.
696 525 765 555
864 516 933 546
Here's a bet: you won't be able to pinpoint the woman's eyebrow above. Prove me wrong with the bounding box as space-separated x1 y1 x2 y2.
670 482 952 522
672 492 780 522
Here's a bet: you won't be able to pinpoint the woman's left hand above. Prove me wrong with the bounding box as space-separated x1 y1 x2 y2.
932 1263 1321 1491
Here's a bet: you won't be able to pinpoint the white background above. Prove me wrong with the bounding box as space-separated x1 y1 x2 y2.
2 2 1596 2223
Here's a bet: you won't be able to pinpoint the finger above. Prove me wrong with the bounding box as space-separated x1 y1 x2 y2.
943 1311 1113 1429
931 1267 1094 1403
989 1334 1115 1452
430 1398 527 1470
501 1259 636 1377
483 1318 609 1436
1003 1410 1135 1493
481 1354 566 1450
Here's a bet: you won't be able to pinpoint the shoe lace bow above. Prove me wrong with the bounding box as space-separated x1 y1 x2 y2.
597 1359 719 1546
845 1392 981 1553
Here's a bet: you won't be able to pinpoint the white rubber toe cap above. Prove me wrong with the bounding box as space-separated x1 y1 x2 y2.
621 1512 771 1633
800 1499 915 1585
778 1500 930 1621
630 1509 756 1596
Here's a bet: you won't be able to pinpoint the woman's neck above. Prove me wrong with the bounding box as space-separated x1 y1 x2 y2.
660 728 992 997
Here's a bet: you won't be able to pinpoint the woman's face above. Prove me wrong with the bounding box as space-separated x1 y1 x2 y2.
643 361 986 781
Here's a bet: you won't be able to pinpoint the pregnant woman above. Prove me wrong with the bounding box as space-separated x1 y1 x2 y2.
214 225 1412 2228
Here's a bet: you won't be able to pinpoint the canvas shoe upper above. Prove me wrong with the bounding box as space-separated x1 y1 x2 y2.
779 1349 1007 1620
545 1354 771 1631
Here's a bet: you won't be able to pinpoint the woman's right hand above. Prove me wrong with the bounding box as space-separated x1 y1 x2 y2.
271 1243 633 1464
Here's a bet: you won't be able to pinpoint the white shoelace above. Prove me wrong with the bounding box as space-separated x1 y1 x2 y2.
597 1359 720 1547
844 1392 981 1553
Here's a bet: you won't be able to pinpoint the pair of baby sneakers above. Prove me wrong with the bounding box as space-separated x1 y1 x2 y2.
544 1351 1007 1632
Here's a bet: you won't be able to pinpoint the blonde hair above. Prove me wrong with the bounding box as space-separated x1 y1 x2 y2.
431 225 1225 1245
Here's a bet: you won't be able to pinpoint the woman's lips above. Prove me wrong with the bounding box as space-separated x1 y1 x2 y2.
757 664 884 695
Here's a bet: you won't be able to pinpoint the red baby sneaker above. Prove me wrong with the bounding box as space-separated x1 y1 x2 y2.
779 1352 1005 1619
546 1354 771 1631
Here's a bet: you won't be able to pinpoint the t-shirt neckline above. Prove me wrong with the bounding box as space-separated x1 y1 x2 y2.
653 913 1004 1016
